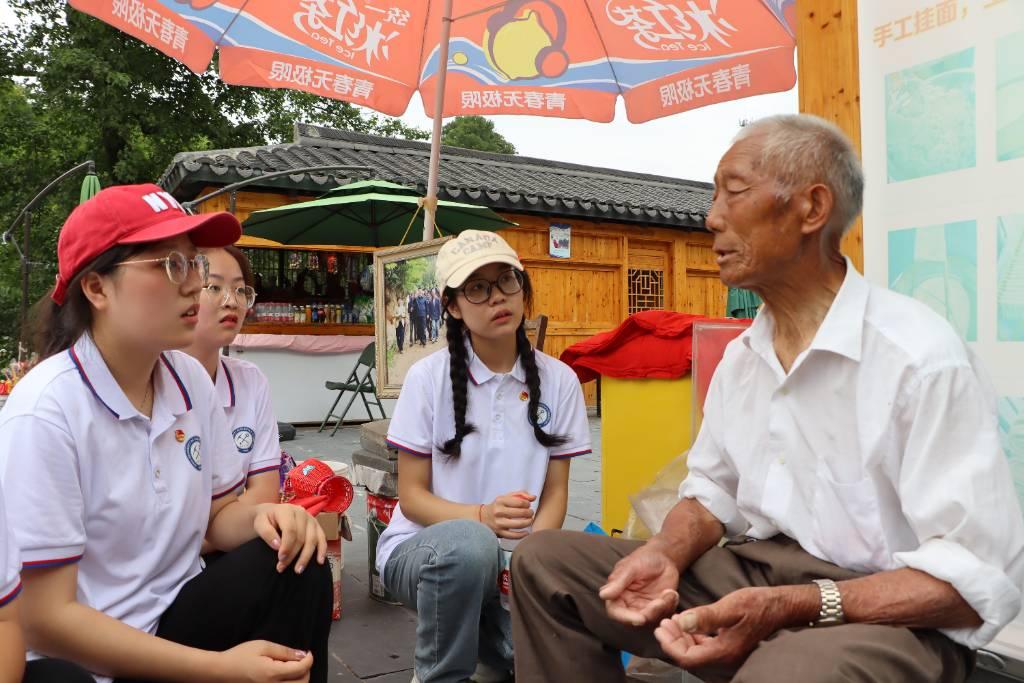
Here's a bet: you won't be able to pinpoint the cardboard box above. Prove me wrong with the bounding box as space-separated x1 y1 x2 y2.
316 511 353 542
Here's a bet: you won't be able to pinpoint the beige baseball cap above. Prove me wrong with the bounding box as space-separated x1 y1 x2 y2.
436 230 524 289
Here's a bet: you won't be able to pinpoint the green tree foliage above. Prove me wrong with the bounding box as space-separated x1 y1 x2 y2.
0 0 428 358
441 116 517 155
384 256 437 301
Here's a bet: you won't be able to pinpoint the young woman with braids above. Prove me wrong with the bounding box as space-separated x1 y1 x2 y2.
376 231 592 683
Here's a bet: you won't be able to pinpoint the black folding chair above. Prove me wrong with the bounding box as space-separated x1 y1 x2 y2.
318 342 386 436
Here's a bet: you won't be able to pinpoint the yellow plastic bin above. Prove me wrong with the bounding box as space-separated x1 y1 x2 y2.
600 375 693 533
599 319 753 533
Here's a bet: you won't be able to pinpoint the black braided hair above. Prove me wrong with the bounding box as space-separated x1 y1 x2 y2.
439 312 476 458
439 269 568 457
516 322 570 448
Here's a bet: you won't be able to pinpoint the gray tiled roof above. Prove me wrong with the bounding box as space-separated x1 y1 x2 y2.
159 123 712 230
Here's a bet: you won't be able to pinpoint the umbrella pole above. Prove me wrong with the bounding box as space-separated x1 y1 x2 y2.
423 0 454 243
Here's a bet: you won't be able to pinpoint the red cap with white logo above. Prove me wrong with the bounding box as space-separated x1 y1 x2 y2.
52 183 242 305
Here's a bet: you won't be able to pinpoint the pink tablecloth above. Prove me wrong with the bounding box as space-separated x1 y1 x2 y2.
231 334 373 355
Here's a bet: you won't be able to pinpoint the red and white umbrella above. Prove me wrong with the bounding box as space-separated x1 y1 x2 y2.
71 0 797 237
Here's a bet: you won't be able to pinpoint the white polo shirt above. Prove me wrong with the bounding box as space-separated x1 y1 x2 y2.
376 342 592 574
0 334 243 664
0 480 20 609
680 262 1024 650
216 356 281 489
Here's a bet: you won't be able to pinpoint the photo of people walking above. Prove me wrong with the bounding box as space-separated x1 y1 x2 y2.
375 241 451 395
393 286 444 377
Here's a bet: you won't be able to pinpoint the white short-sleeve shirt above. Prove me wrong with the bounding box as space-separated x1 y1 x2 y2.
679 262 1024 650
216 356 281 488
0 334 243 659
376 342 592 574
0 479 20 609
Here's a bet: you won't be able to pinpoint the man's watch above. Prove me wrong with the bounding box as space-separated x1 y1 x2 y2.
811 578 845 627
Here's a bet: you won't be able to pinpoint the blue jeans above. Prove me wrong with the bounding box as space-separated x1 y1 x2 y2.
383 519 512 683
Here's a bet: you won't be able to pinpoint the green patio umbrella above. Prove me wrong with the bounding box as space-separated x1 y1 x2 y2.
242 179 516 247
79 172 101 204
727 287 763 319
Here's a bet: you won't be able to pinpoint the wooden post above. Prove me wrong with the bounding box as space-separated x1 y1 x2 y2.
796 0 864 272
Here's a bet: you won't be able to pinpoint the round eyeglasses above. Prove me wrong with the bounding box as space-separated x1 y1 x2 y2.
202 284 257 309
459 269 523 304
114 251 209 285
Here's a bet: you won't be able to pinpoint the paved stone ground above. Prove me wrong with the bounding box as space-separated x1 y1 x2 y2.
287 420 1016 683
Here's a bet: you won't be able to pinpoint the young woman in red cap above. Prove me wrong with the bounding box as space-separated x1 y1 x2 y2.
0 185 332 683
182 246 280 509
378 231 592 683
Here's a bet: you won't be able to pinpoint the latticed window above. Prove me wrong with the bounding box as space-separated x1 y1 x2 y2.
628 268 664 314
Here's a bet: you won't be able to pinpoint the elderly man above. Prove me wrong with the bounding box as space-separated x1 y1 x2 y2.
509 114 1024 683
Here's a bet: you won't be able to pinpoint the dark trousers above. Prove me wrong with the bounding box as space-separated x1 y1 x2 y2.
510 530 972 683
396 323 405 352
113 537 333 683
22 659 95 683
414 316 427 345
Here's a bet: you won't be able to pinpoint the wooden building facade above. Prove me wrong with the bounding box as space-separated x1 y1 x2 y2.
161 124 722 405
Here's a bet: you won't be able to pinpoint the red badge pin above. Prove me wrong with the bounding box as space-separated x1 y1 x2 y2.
175 429 186 443
519 391 529 401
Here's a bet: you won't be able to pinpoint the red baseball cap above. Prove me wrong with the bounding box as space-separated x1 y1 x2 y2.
52 183 242 304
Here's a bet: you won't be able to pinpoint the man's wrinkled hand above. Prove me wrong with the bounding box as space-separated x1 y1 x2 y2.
654 587 792 669
598 543 680 627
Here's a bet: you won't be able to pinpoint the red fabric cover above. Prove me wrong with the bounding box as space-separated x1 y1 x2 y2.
559 311 746 383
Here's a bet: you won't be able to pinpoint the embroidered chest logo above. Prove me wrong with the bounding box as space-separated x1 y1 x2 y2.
184 435 202 470
232 426 256 454
535 402 552 428
175 429 186 443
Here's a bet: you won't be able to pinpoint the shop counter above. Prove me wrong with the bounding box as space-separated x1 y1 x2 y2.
229 331 395 425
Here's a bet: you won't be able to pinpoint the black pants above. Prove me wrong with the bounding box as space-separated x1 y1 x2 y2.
21 659 95 683
112 537 332 683
396 323 405 352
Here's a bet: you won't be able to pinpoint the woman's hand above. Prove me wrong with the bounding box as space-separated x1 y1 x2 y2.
481 491 536 539
215 641 313 683
253 504 327 574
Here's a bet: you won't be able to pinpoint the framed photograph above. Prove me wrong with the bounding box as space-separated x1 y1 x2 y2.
373 237 452 398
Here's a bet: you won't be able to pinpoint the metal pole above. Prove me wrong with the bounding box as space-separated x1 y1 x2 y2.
20 211 31 341
423 0 455 243
2 161 96 248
